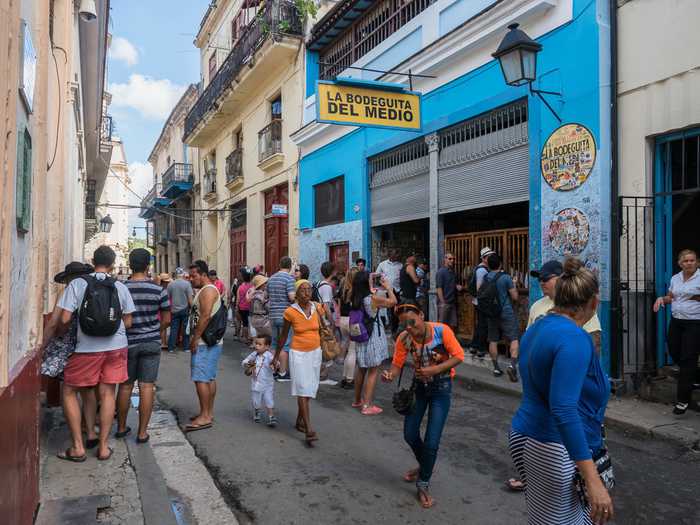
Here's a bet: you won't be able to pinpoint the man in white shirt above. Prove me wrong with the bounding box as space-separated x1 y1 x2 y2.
56 245 135 462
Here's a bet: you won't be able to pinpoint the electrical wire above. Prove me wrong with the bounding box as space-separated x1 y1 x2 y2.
47 46 68 171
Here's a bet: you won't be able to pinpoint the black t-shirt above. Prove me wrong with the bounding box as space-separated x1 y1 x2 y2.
400 265 417 300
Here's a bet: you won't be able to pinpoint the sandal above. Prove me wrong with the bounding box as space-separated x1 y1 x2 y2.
115 426 131 439
351 401 363 409
417 487 434 509
506 478 525 492
403 468 419 483
184 422 213 432
136 435 150 444
85 438 99 450
97 447 114 461
305 432 318 446
57 448 87 463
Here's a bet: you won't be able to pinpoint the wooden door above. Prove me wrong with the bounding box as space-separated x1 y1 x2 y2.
230 226 247 282
328 242 349 274
264 184 289 274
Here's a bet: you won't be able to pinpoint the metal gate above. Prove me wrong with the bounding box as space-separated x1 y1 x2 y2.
611 196 657 389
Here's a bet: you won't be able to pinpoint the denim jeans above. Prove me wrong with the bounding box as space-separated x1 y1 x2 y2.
168 309 189 352
271 318 291 352
403 377 452 487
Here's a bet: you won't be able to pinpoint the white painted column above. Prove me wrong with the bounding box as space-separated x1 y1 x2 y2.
426 132 440 322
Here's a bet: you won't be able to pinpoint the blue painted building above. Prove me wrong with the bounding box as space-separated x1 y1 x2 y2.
291 0 613 370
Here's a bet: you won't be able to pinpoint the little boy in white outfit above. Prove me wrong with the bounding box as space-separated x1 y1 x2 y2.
242 335 276 426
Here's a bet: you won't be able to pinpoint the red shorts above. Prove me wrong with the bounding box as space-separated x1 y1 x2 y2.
63 348 128 387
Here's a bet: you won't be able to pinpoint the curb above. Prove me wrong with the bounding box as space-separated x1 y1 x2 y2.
454 357 700 451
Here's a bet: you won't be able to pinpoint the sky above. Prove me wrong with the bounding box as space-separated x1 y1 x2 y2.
106 0 209 236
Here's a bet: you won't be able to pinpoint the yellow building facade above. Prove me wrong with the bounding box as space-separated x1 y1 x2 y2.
184 0 305 286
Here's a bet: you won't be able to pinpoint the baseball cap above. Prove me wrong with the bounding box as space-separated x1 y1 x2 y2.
530 260 563 281
480 247 495 259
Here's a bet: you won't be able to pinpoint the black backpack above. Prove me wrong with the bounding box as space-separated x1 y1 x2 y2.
202 299 228 346
311 281 331 303
476 272 505 318
466 264 487 297
78 275 123 336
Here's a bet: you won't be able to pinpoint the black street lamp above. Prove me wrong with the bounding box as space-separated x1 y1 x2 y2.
99 214 114 233
493 23 562 122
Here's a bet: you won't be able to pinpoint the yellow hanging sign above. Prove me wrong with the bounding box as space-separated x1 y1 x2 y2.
316 81 422 131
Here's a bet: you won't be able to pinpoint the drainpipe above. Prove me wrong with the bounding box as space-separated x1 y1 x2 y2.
609 0 621 381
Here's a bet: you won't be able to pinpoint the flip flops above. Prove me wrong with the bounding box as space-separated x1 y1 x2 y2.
136 435 150 444
115 426 131 439
85 438 99 450
57 448 87 463
184 422 213 432
97 447 114 461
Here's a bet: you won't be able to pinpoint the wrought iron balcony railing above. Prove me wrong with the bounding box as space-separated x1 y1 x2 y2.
258 118 282 163
226 148 243 184
162 163 193 189
184 0 302 140
101 115 113 143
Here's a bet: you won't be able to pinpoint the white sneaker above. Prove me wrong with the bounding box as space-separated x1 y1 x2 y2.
319 379 338 386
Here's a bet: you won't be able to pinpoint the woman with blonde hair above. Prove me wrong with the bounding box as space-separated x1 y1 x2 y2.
338 266 360 388
509 257 613 524
654 248 700 414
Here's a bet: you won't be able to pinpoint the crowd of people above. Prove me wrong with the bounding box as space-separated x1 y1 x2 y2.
38 241 700 522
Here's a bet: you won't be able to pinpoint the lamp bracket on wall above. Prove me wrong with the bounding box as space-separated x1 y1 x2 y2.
529 84 562 123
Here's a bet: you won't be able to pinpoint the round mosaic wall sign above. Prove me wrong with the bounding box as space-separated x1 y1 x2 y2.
548 208 590 256
541 123 596 191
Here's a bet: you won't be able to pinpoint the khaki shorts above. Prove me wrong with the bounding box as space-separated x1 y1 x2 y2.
438 302 458 328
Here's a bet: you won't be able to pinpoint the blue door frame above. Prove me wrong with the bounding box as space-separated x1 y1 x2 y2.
653 127 700 367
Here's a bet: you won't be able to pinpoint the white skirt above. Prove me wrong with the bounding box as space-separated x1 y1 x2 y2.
289 347 322 398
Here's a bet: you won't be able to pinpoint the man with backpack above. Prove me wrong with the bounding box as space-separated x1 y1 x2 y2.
466 247 495 357
314 261 339 385
56 245 136 462
478 253 520 381
186 260 225 432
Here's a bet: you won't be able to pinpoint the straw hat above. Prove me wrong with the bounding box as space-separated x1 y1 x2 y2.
158 273 172 282
252 274 269 289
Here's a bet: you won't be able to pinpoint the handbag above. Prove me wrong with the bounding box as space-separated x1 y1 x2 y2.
392 365 416 416
527 339 615 502
41 317 78 378
315 303 340 361
244 360 256 377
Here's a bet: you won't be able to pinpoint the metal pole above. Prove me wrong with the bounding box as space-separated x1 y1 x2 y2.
426 133 439 321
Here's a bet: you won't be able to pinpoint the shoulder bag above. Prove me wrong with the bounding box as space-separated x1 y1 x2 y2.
315 303 340 361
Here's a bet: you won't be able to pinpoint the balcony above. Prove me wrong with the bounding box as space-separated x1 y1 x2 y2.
162 163 194 199
139 183 172 219
176 213 192 236
184 0 302 146
225 148 243 189
258 119 283 170
156 217 171 245
203 168 217 200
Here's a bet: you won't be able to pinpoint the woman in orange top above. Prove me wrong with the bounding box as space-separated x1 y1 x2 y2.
274 279 330 446
382 303 464 509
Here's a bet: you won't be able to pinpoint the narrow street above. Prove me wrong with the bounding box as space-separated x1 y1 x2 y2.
156 336 700 525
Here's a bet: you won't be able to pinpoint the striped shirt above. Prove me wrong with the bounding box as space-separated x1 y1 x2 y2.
125 279 170 345
267 270 296 321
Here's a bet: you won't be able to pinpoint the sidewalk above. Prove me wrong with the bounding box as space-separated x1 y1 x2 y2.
455 353 700 451
37 395 238 525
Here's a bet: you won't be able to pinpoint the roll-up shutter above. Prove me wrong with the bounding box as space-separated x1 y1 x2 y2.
437 100 529 214
438 144 529 214
369 138 429 226
371 171 428 226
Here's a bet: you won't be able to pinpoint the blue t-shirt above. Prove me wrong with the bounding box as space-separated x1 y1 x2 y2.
485 271 515 317
267 270 296 321
511 314 610 461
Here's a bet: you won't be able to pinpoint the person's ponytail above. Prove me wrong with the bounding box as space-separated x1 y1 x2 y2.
554 257 599 313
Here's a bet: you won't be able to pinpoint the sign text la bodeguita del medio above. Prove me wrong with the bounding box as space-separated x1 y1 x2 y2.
317 81 422 131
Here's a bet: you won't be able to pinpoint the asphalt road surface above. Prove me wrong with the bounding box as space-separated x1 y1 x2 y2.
156 337 700 525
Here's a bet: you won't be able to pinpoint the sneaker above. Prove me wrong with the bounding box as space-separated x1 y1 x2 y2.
341 379 355 390
477 351 487 358
361 405 383 416
320 379 338 386
275 372 291 382
267 415 278 427
507 365 519 383
493 367 504 377
673 402 689 415
469 347 478 356
254 410 262 423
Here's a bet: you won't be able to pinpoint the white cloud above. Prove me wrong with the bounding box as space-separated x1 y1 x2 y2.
109 74 187 120
109 36 139 66
128 161 154 234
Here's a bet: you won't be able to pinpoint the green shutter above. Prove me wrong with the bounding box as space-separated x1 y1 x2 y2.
15 128 32 232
